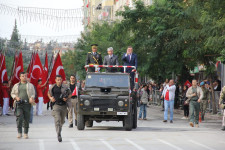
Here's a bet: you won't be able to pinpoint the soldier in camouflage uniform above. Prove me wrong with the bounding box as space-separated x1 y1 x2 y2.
219 86 225 131
85 44 102 72
200 82 210 121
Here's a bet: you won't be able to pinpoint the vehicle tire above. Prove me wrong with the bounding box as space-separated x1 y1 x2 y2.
85 120 93 127
124 106 133 131
77 114 85 130
133 103 137 129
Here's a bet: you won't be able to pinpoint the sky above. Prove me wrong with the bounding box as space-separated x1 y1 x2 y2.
0 0 84 42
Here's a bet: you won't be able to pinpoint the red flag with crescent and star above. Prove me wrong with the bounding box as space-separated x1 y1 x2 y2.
43 52 50 104
184 80 192 88
30 53 43 87
49 53 66 84
27 52 35 78
11 51 24 86
0 55 8 83
0 53 8 107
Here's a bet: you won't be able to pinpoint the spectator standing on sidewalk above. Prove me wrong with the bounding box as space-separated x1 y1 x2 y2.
219 86 225 131
181 85 189 119
200 81 210 121
186 79 203 128
161 79 169 111
138 84 149 120
161 80 176 123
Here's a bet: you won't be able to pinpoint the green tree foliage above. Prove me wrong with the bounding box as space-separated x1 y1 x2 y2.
62 22 131 79
63 0 224 87
9 19 21 49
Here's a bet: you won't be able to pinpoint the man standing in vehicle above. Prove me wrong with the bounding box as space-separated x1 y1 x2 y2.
122 46 137 89
103 47 119 72
86 44 102 72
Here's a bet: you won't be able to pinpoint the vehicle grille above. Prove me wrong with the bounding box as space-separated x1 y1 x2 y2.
92 99 116 110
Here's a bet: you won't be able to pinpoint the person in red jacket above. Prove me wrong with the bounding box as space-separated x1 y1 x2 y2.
36 79 47 116
2 81 10 116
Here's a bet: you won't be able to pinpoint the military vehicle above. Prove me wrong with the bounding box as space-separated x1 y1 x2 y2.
77 65 138 131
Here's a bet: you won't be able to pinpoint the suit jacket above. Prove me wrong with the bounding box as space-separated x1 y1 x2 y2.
103 55 119 72
122 53 138 72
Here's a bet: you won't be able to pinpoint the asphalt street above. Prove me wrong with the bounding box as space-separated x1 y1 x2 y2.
0 104 224 150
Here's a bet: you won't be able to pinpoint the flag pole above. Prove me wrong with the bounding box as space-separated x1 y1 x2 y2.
46 51 56 82
9 49 18 82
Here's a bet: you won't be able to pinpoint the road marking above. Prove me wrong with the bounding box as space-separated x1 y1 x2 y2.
189 140 215 150
70 139 80 150
99 139 116 150
39 139 45 150
125 138 145 150
158 139 183 150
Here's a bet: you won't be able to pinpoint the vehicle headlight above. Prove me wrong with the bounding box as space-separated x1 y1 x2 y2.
84 100 90 106
118 101 124 107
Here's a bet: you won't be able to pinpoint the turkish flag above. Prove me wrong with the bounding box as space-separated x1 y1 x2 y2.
72 86 78 96
0 55 8 83
42 52 48 84
30 53 43 86
184 80 192 88
27 52 35 78
11 51 24 85
49 53 66 84
43 52 50 104
0 53 4 107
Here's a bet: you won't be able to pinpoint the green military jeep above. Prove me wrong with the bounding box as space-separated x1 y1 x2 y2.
77 72 138 131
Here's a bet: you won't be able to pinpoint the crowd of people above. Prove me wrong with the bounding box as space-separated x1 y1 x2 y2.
0 44 225 144
135 78 225 130
0 44 138 142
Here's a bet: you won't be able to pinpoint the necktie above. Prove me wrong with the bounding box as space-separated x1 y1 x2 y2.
129 54 131 62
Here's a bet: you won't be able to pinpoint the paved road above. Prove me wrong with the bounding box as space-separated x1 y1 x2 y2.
0 105 224 150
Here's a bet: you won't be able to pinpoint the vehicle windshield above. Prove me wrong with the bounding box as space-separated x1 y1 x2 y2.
85 74 129 88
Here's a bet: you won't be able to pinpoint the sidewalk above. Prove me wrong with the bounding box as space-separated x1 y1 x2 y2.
148 104 223 120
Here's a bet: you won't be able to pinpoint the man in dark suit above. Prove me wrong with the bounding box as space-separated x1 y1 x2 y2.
122 46 138 89
86 44 103 72
103 47 119 72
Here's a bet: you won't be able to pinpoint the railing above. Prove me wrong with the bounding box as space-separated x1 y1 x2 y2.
208 91 221 113
149 90 162 106
84 65 139 89
84 65 136 73
148 90 222 113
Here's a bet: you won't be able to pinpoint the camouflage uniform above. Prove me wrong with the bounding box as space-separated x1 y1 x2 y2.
219 86 225 130
200 87 210 120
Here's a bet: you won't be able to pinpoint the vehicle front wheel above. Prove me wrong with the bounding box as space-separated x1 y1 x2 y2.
124 112 133 131
77 114 85 130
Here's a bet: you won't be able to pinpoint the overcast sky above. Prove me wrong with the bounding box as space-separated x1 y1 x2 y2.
0 0 84 42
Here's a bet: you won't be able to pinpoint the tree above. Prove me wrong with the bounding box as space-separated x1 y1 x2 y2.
9 19 21 50
62 22 131 79
113 0 193 83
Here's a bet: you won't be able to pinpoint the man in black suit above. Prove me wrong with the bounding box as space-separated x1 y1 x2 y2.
122 46 138 89
103 47 119 72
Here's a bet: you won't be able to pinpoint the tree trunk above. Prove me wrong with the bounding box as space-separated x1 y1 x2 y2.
209 76 217 114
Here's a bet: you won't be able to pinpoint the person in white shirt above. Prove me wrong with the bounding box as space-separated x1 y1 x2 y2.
161 80 176 123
